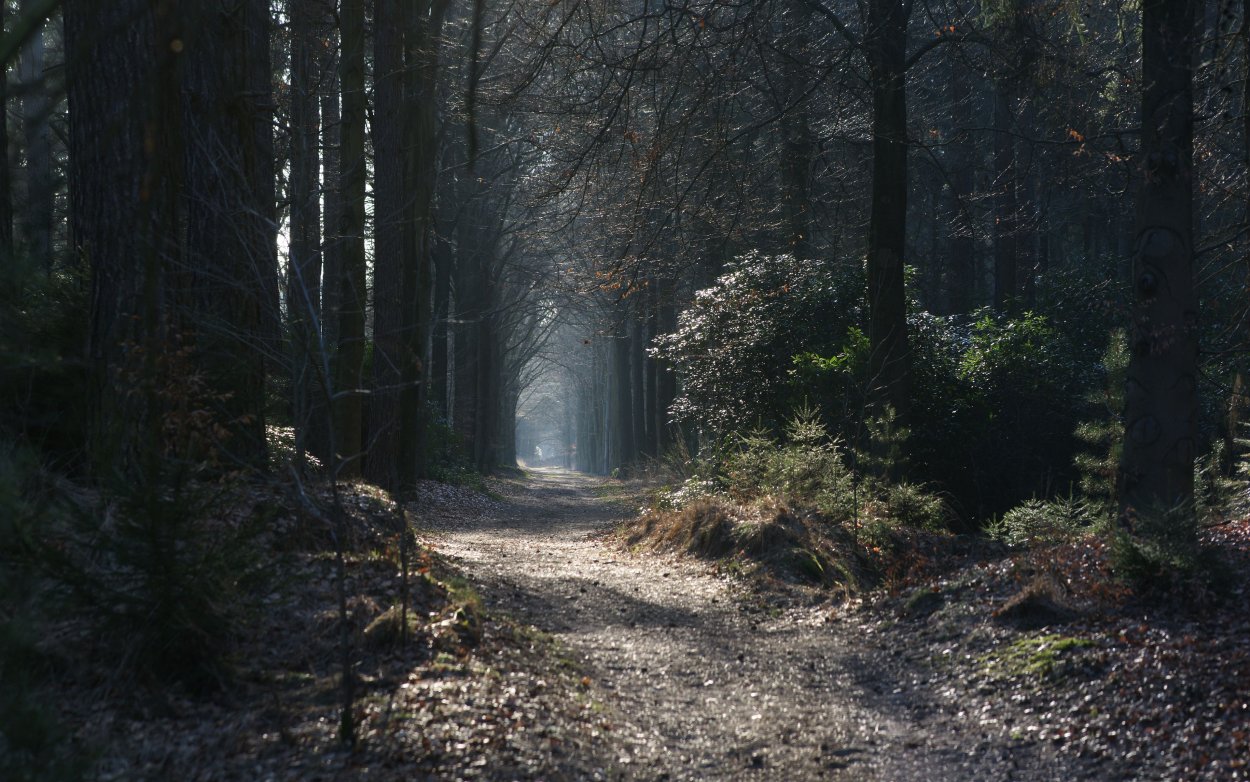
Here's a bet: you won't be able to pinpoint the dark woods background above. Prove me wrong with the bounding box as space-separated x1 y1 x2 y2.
1 0 1246 511
0 0 1247 776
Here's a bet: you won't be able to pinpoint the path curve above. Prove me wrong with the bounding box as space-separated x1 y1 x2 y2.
425 468 1091 781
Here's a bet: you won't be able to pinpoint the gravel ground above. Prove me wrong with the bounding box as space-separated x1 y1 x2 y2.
422 467 1107 781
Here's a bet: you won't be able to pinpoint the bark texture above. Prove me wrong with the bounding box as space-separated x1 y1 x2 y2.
864 0 911 420
334 0 367 477
1119 0 1199 524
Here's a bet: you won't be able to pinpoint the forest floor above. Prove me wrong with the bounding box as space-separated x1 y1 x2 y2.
427 464 1085 774
421 468 1106 781
44 468 1250 780
423 467 1250 781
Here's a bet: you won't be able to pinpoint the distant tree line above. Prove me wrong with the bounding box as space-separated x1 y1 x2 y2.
3 0 560 492
0 0 1244 548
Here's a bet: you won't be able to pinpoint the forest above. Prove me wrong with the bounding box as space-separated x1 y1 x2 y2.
2 0 1250 779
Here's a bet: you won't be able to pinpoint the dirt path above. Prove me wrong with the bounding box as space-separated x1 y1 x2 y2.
424 468 1098 781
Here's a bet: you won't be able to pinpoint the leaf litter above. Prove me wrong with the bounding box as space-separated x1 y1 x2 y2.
39 470 1250 780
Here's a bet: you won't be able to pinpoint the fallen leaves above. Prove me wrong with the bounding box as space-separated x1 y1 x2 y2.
44 480 618 781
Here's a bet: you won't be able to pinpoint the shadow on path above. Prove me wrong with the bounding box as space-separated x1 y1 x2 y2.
424 468 1102 781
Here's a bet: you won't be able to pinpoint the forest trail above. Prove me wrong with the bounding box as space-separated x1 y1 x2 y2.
423 468 1093 781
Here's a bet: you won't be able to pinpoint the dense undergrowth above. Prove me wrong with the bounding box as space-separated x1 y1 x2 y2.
0 420 490 780
647 251 1250 600
623 407 969 597
624 393 1250 611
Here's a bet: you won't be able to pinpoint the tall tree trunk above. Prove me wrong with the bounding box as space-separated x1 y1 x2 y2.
780 35 813 256
429 229 454 416
946 60 976 315
643 283 659 456
179 0 273 468
366 0 405 490
1020 172 1040 309
655 276 678 453
1244 0 1250 254
451 243 478 450
992 83 1018 312
864 0 911 419
321 29 342 365
0 2 13 270
68 0 178 475
1119 0 1198 531
19 0 51 270
289 0 327 469
498 380 519 468
630 314 646 459
334 0 367 477
473 297 497 472
611 327 634 469
246 0 281 390
397 0 449 485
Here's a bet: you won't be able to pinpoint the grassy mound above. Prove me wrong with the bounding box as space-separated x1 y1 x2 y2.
621 497 943 597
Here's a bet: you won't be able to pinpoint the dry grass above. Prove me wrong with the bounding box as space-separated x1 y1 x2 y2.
622 498 880 596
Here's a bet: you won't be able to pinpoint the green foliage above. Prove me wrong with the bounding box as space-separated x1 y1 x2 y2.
0 607 91 782
652 252 864 436
991 496 1098 548
1226 420 1250 520
103 473 268 687
857 405 910 483
1110 502 1204 589
723 406 857 522
980 634 1093 681
884 482 949 531
1195 439 1243 525
652 476 722 511
0 624 88 782
1073 330 1127 517
910 308 1095 521
656 252 1116 524
716 405 948 531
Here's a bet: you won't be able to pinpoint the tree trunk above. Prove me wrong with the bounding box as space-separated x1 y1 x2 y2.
992 83 1018 312
1119 0 1198 530
780 45 813 256
246 0 281 387
0 2 13 269
321 30 342 364
334 0 367 477
69 0 159 473
397 0 448 485
655 276 678 453
179 0 273 468
630 314 646 459
429 229 454 416
19 0 51 270
643 284 659 456
611 327 634 469
946 60 976 315
70 0 189 476
1244 0 1250 252
864 0 911 419
288 0 327 469
366 0 405 490
473 299 497 472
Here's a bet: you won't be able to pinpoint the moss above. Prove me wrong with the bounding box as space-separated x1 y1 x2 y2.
980 633 1093 681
